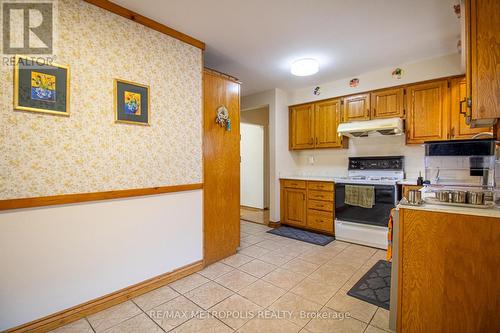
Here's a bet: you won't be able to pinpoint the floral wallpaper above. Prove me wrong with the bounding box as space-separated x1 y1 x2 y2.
0 0 203 200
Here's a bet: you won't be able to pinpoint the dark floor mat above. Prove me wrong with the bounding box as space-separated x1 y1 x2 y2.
347 260 391 310
267 226 335 246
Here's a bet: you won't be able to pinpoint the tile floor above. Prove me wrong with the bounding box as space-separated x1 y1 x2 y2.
51 221 391 333
240 207 270 225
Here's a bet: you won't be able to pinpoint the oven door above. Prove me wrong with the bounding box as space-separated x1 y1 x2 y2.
335 183 395 227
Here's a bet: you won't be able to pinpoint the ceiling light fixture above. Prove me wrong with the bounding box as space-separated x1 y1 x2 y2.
291 58 319 76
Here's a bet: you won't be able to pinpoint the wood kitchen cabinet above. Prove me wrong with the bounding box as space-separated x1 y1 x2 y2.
280 179 334 234
342 94 370 122
289 99 346 150
315 99 344 148
371 87 405 119
397 208 500 332
406 80 450 144
450 77 491 139
289 104 315 149
464 0 500 123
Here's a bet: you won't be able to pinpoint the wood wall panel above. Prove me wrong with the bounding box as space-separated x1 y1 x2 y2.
203 69 240 265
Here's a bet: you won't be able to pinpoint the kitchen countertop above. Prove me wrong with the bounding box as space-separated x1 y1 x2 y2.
280 174 339 182
398 202 500 218
397 179 419 185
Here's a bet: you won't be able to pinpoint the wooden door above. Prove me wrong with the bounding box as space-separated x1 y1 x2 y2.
467 0 500 121
371 88 404 119
343 94 370 122
283 188 306 227
315 99 344 148
450 77 491 139
290 104 314 150
203 69 240 265
406 80 449 144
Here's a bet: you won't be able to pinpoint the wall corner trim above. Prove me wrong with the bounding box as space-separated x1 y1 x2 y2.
3 260 204 333
84 0 206 50
0 183 203 211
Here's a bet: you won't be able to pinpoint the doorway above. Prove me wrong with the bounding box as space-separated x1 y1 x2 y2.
240 106 270 225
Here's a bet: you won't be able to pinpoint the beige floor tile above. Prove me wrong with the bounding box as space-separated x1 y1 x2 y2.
237 317 302 333
254 239 284 251
49 319 93 333
365 325 389 333
238 280 286 307
308 266 352 286
102 313 163 333
184 281 233 310
238 259 276 278
215 270 258 292
304 308 367 333
87 301 141 333
340 268 368 292
169 273 210 294
239 240 253 249
133 285 179 311
238 245 270 258
221 253 254 268
370 307 390 331
298 250 333 265
325 291 378 323
291 277 341 305
170 315 233 333
211 294 262 329
268 292 322 327
258 253 294 266
262 268 306 290
147 295 202 331
271 246 304 258
239 235 263 245
324 240 350 250
199 262 234 280
281 258 319 276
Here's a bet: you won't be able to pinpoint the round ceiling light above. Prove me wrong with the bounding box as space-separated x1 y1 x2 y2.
291 58 319 76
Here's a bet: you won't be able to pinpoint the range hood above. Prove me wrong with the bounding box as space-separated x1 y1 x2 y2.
337 117 404 138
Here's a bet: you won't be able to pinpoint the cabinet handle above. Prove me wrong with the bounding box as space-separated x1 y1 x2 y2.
450 127 455 138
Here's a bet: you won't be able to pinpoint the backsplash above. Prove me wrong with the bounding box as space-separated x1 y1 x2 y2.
288 135 425 180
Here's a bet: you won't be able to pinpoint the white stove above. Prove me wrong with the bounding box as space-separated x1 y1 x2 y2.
334 156 404 249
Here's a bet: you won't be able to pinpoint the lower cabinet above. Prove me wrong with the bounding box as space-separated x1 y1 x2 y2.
280 179 335 234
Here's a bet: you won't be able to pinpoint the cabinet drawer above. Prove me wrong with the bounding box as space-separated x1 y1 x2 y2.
282 179 306 189
307 210 334 232
308 200 333 212
308 190 334 201
307 181 334 191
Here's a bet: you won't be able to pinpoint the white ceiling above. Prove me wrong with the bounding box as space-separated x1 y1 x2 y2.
111 0 460 96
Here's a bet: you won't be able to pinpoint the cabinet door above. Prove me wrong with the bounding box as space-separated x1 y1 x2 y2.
343 94 370 122
406 80 449 144
467 0 500 121
450 77 491 139
290 104 314 150
371 88 404 119
315 99 344 148
283 188 306 226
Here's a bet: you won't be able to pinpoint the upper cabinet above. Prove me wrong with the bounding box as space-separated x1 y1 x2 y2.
289 103 315 149
406 80 449 144
342 94 370 122
315 99 344 148
370 88 405 119
464 0 500 124
289 99 346 150
450 77 492 139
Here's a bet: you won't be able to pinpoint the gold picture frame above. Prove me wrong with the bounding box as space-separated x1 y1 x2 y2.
14 55 70 116
114 78 150 126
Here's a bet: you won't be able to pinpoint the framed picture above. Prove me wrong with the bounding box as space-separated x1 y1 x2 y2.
14 55 70 116
114 79 150 125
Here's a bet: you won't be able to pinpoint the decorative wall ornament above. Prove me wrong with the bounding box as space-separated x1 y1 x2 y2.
14 55 70 116
349 78 359 87
313 86 321 96
392 68 404 79
216 105 231 131
114 79 150 125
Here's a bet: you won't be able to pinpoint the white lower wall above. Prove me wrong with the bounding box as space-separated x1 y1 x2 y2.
0 190 203 331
